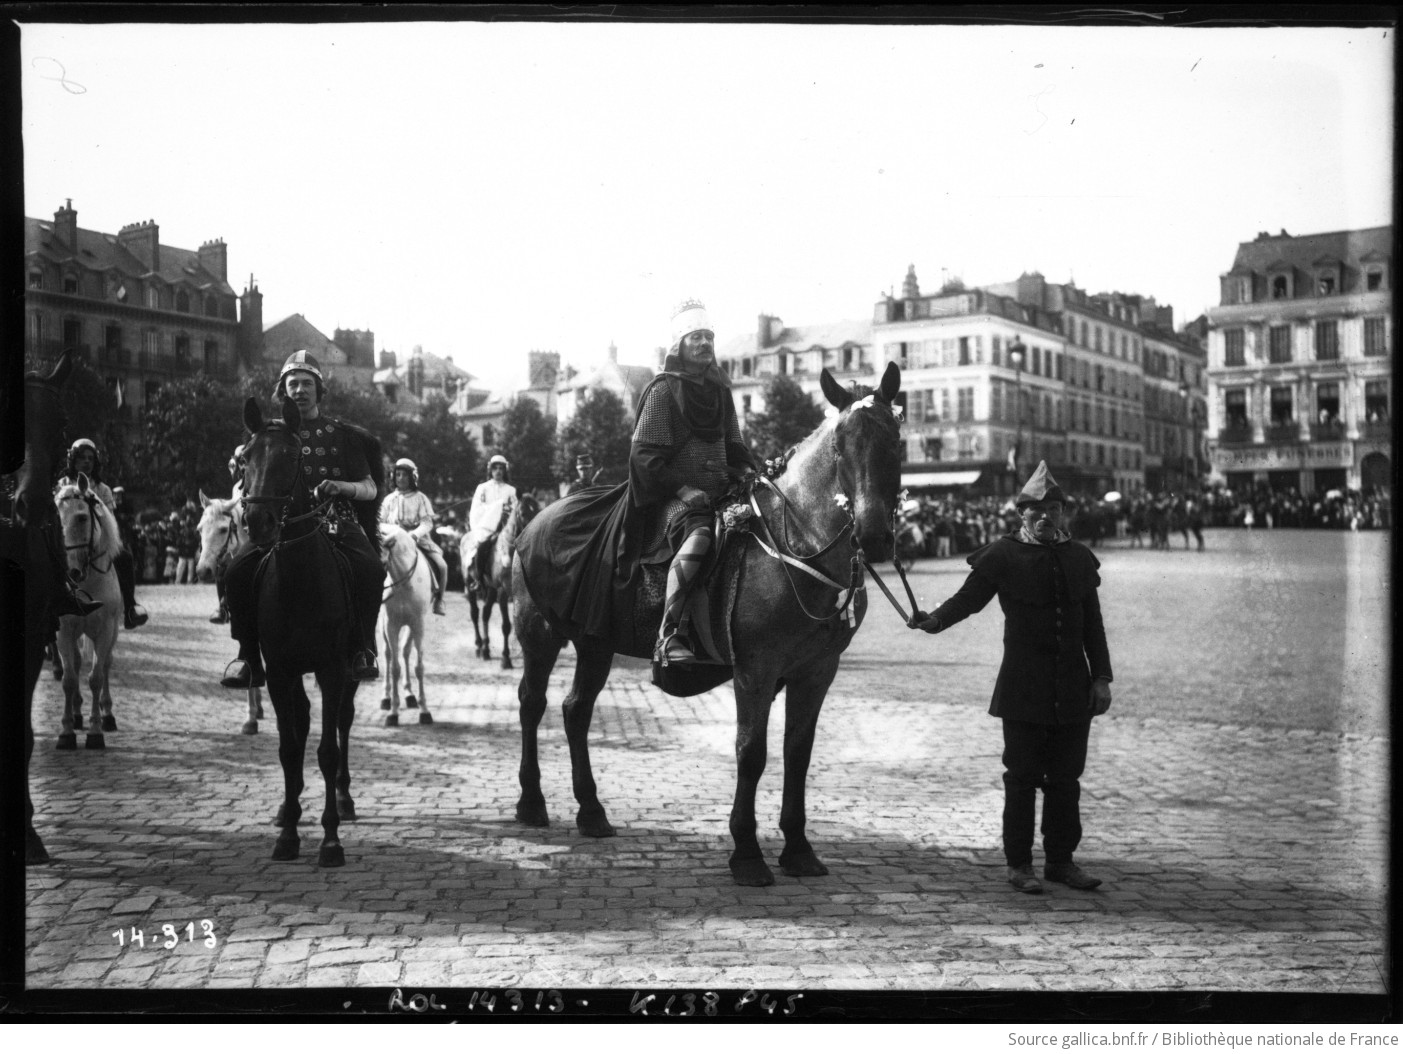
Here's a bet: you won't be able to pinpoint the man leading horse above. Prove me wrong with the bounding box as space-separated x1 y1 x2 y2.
220 351 384 689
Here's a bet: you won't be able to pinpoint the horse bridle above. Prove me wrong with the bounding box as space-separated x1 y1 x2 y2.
60 491 114 579
239 425 336 550
381 530 421 597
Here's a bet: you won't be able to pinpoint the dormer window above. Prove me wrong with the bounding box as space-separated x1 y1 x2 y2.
63 274 78 293
1271 275 1288 299
1317 275 1336 296
1366 268 1384 291
175 289 190 312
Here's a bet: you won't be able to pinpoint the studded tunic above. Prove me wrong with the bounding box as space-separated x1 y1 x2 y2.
931 533 1113 724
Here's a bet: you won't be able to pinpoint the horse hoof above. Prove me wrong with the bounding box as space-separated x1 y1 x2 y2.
318 844 345 868
56 733 77 751
576 809 615 839
241 721 258 735
405 695 418 709
515 801 550 827
85 734 106 750
417 712 433 725
779 850 830 878
26 830 50 866
337 797 357 821
384 713 398 727
272 834 300 861
380 697 391 711
101 714 117 732
730 857 776 887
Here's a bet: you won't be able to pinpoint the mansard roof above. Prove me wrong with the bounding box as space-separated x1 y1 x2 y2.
25 216 237 296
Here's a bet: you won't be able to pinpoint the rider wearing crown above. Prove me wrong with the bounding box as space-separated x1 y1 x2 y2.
464 453 517 596
632 298 758 664
56 437 149 629
381 457 449 615
220 350 385 689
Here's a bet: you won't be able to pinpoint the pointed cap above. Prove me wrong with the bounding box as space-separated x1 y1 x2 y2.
1015 460 1067 507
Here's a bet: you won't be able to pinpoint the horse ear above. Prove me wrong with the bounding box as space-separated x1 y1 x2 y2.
243 397 263 434
820 368 853 411
49 350 74 387
77 471 89 494
281 396 301 433
199 490 211 509
877 362 901 404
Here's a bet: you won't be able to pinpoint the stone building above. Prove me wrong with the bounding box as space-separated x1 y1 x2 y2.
1206 226 1392 494
23 200 257 423
716 314 873 429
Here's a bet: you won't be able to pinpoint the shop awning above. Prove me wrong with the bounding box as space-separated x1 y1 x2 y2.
902 470 983 488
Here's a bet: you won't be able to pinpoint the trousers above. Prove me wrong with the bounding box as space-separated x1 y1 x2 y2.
225 524 382 657
1000 717 1092 868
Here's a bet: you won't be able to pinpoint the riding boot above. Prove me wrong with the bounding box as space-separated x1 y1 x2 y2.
432 588 446 617
116 550 148 628
655 528 712 666
221 640 265 689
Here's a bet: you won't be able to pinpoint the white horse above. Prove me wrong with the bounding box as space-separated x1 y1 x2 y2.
54 476 123 749
197 490 264 735
378 523 432 727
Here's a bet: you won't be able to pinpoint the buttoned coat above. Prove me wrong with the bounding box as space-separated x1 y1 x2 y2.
931 533 1113 724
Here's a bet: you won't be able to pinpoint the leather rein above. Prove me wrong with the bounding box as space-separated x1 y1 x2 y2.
60 491 115 579
239 426 337 554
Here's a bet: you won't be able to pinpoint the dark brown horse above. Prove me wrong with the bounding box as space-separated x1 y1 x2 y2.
239 397 372 867
467 492 539 669
2 352 74 864
512 364 903 885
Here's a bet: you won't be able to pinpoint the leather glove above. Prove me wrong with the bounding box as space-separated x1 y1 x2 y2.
909 609 943 634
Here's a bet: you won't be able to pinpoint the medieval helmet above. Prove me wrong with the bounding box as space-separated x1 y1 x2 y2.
669 297 712 353
274 350 325 402
394 457 419 489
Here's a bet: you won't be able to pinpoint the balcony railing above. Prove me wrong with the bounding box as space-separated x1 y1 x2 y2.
1311 420 1346 441
1265 422 1300 442
1218 423 1253 444
1364 417 1391 438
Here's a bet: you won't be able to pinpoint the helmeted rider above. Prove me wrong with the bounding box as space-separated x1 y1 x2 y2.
566 452 598 495
219 350 384 689
56 437 149 628
631 298 758 664
380 457 449 616
464 453 517 596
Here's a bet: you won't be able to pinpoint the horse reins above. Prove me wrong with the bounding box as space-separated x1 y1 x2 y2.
61 492 115 579
381 533 421 598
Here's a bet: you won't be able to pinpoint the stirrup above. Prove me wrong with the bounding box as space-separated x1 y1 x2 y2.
655 628 697 667
124 604 149 629
221 657 265 690
351 651 380 682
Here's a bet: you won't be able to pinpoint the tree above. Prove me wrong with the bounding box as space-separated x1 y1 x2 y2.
554 387 634 486
496 396 557 496
396 393 481 506
745 373 827 462
132 374 249 507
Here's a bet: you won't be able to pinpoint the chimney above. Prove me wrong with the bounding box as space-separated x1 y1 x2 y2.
198 239 228 281
118 219 160 272
53 199 78 251
528 350 560 388
238 276 264 367
379 350 397 370
607 341 618 364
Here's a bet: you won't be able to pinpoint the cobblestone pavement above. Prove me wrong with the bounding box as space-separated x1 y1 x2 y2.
21 532 1389 1004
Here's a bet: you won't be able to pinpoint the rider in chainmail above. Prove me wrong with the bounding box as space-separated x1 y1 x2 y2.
630 298 757 665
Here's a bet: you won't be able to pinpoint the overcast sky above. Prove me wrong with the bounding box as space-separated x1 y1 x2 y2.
20 18 1394 391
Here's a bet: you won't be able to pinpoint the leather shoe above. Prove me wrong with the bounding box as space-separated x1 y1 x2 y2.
432 595 446 616
1007 864 1043 894
221 657 265 690
1044 862 1102 890
124 605 149 629
351 651 379 682
56 590 104 619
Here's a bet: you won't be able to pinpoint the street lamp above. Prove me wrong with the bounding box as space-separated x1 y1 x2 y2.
1008 339 1027 492
1178 381 1200 492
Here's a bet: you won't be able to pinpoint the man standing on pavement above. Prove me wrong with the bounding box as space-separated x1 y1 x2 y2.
912 461 1114 895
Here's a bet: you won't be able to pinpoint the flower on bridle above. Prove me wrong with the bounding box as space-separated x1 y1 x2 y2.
834 493 851 511
722 503 754 532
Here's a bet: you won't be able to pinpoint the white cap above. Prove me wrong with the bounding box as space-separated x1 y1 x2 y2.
670 298 712 346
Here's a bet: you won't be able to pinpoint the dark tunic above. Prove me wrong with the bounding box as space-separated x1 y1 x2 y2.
932 533 1113 724
517 365 754 642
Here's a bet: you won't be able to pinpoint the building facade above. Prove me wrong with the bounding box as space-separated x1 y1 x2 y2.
1206 226 1392 495
24 201 258 422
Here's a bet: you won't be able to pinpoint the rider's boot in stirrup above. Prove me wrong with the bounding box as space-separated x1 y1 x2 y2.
56 586 104 619
351 649 380 682
124 603 149 629
432 589 446 617
654 625 697 667
221 643 265 689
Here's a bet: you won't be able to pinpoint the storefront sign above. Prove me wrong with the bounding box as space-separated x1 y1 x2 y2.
1214 442 1354 469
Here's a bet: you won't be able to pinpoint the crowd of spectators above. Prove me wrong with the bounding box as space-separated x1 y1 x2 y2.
126 503 203 585
896 485 1391 560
